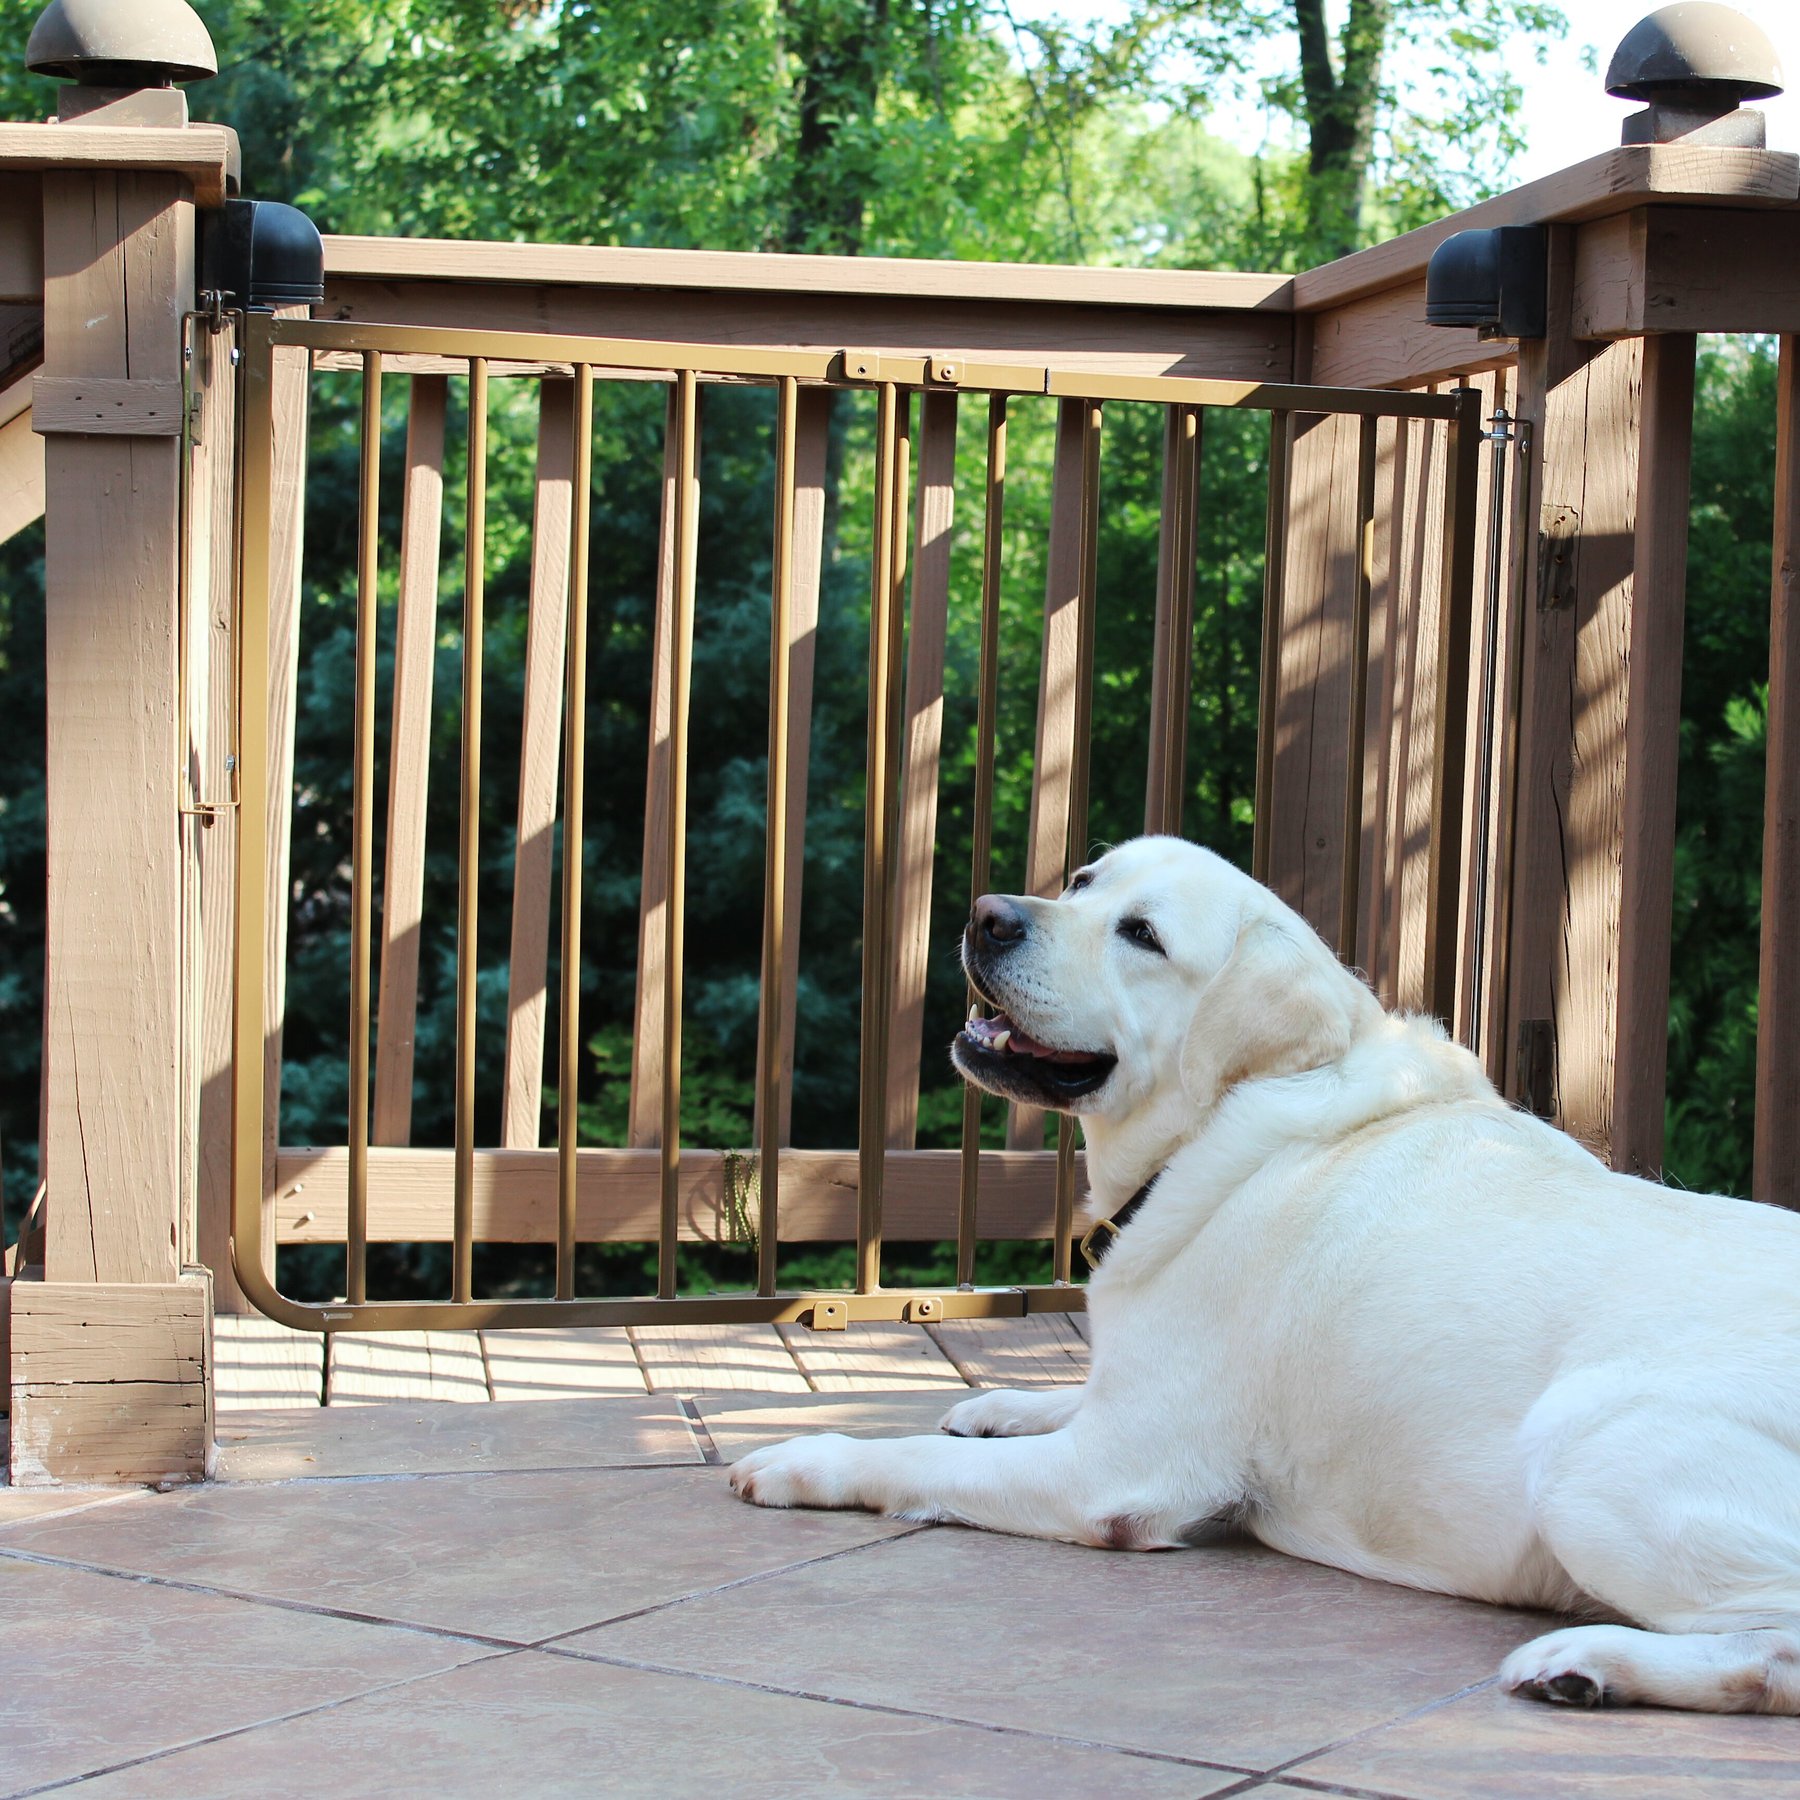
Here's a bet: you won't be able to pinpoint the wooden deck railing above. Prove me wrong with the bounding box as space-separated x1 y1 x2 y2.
3 79 1800 1476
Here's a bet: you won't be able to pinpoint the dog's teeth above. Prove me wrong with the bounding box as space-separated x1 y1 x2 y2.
991 1030 1012 1052
968 1004 981 1022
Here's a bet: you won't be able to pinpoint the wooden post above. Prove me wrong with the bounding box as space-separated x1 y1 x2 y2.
6 83 231 1479
1504 225 1695 1171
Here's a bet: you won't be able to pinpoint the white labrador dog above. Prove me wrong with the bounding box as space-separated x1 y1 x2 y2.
730 836 1800 1714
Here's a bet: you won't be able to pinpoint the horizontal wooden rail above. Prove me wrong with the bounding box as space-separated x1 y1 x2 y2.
270 1147 1085 1245
324 232 1291 311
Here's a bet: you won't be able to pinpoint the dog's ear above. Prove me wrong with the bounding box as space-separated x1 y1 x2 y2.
1180 919 1361 1110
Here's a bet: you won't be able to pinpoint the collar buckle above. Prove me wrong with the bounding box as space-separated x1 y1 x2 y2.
1079 1215 1121 1271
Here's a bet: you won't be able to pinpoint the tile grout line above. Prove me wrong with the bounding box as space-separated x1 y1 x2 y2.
5 1647 529 1799
1208 1673 1506 1799
539 1640 1264 1778
529 1522 940 1645
0 1488 155 1533
0 1513 930 1666
0 1543 528 1653
204 1456 711 1487
1202 1773 1422 1800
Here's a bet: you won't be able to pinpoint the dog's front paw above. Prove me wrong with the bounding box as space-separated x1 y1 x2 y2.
940 1387 1075 1438
729 1434 863 1510
1501 1627 1625 1708
942 1390 1031 1438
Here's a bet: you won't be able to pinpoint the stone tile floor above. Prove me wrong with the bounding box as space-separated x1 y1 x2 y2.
4 1387 1800 1797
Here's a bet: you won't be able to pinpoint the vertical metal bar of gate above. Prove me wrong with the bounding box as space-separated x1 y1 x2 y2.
453 358 489 1305
758 376 800 1295
659 369 700 1298
556 363 594 1301
857 383 907 1294
957 394 1007 1289
1424 388 1485 1032
347 350 382 1308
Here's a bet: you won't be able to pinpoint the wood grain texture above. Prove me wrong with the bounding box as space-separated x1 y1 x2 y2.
927 1314 1089 1391
1459 368 1526 1079
1357 416 1401 993
481 1328 647 1399
1757 336 1800 1209
0 389 43 542
41 171 189 1286
371 376 447 1147
6 1275 212 1485
327 1331 489 1404
1307 278 1515 391
1575 207 1800 338
1390 410 1449 1014
0 123 236 207
324 279 1294 385
213 1314 325 1410
1266 411 1361 938
1504 318 1661 1160
326 233 1290 310
777 1320 965 1391
1010 401 1087 1151
1609 334 1693 1179
631 1322 810 1394
887 390 957 1148
1293 145 1800 314
502 379 575 1148
31 373 182 434
753 387 830 1149
0 172 41 303
270 1145 1086 1245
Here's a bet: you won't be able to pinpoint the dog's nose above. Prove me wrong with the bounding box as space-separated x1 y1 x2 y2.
971 894 1027 949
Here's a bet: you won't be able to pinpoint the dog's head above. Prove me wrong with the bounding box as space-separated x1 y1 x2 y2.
952 837 1378 1133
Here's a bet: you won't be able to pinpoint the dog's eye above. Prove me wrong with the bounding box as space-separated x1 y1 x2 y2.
1066 870 1094 896
1119 917 1163 954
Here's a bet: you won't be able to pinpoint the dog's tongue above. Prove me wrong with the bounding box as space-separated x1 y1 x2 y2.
964 1013 1092 1063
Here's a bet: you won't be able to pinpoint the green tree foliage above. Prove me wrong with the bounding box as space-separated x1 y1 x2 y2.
1663 337 1780 1197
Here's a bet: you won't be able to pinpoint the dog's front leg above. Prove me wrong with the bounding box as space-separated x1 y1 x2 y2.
730 1426 1182 1548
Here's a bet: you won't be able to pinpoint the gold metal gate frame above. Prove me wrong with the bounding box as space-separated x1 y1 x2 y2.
230 311 1481 1334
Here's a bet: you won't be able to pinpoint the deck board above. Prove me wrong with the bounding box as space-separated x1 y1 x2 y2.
214 1312 1090 1405
928 1315 1090 1390
630 1322 812 1394
326 1331 490 1404
777 1321 966 1392
482 1328 648 1400
214 1315 324 1411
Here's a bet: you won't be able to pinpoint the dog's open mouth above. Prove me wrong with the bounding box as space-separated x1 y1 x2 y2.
954 1007 1117 1103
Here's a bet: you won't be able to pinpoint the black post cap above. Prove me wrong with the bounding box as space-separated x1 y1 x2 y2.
199 199 325 310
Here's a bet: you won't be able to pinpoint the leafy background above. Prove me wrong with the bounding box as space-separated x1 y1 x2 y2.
0 1 1780 1294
